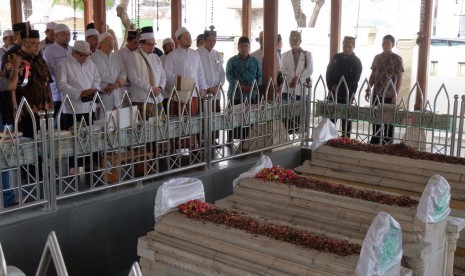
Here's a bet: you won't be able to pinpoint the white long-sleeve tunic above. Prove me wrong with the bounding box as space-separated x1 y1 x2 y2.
91 49 127 110
43 43 73 102
126 49 165 104
164 47 207 98
197 46 225 99
56 56 101 114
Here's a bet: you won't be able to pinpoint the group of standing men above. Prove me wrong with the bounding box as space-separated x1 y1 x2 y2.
0 18 404 206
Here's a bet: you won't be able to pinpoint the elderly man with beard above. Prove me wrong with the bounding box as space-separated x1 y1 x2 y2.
43 24 73 123
91 32 127 114
13 29 54 139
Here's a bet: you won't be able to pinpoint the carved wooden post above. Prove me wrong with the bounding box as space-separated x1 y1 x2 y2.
171 0 182 46
10 0 22 24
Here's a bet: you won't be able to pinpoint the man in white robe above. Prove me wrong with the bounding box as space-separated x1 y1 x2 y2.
126 26 166 118
164 26 207 116
197 27 225 113
91 32 127 115
0 30 14 61
39 22 56 51
43 24 73 118
56 40 101 130
280 30 313 101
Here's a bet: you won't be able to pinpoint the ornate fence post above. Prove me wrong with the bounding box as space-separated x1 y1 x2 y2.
457 95 465 157
47 110 57 211
39 110 51 211
203 94 213 169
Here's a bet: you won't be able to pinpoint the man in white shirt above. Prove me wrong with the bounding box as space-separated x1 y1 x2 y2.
280 30 313 101
115 30 139 65
39 22 56 51
0 30 14 61
197 26 225 113
160 37 174 65
164 26 207 116
43 23 73 120
126 26 166 118
91 32 127 115
85 24 100 54
56 40 101 130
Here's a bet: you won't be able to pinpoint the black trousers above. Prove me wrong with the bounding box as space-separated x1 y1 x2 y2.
370 97 394 145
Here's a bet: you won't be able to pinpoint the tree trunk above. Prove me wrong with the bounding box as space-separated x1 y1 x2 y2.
308 0 325 28
290 0 307 28
117 0 135 48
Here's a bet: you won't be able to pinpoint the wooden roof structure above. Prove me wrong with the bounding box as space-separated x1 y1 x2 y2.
8 0 433 109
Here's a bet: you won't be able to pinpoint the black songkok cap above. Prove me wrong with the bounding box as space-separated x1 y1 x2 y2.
141 26 154 34
13 22 28 33
238 36 250 44
21 29 39 39
127 31 138 40
86 23 95 30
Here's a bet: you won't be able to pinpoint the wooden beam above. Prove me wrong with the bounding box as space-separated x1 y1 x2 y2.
10 0 22 24
329 0 342 59
415 0 433 110
242 0 252 38
262 0 278 96
171 0 182 47
93 0 106 33
84 0 93 27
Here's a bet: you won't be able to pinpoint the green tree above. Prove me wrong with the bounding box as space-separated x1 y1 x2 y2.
51 0 116 11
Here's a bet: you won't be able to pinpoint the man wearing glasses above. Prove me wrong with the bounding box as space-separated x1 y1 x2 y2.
126 26 166 118
13 29 54 139
56 40 101 131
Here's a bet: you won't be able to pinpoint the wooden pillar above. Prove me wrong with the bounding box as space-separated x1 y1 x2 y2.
171 0 182 46
329 0 342 59
262 0 278 96
416 0 433 110
84 0 93 27
10 0 22 24
93 0 106 33
242 0 252 38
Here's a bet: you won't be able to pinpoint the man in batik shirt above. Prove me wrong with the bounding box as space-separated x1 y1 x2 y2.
365 34 404 145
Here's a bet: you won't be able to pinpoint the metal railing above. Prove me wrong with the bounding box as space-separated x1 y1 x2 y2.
1 76 464 214
0 80 305 213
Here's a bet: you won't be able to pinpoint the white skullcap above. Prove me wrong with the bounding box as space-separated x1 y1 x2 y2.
73 40 91 54
163 37 174 46
98 32 113 44
54 24 70 33
2 30 14 38
46 22 57 30
85 28 99 37
140 32 154 40
175 27 189 39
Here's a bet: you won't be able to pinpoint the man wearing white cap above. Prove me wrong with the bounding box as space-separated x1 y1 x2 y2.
43 23 73 123
56 40 100 130
164 26 207 116
91 32 127 113
85 26 100 54
197 26 225 113
160 37 174 65
39 22 56 51
0 30 14 61
126 26 166 117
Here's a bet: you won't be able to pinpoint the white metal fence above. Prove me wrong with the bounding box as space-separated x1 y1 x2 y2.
1 76 464 213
